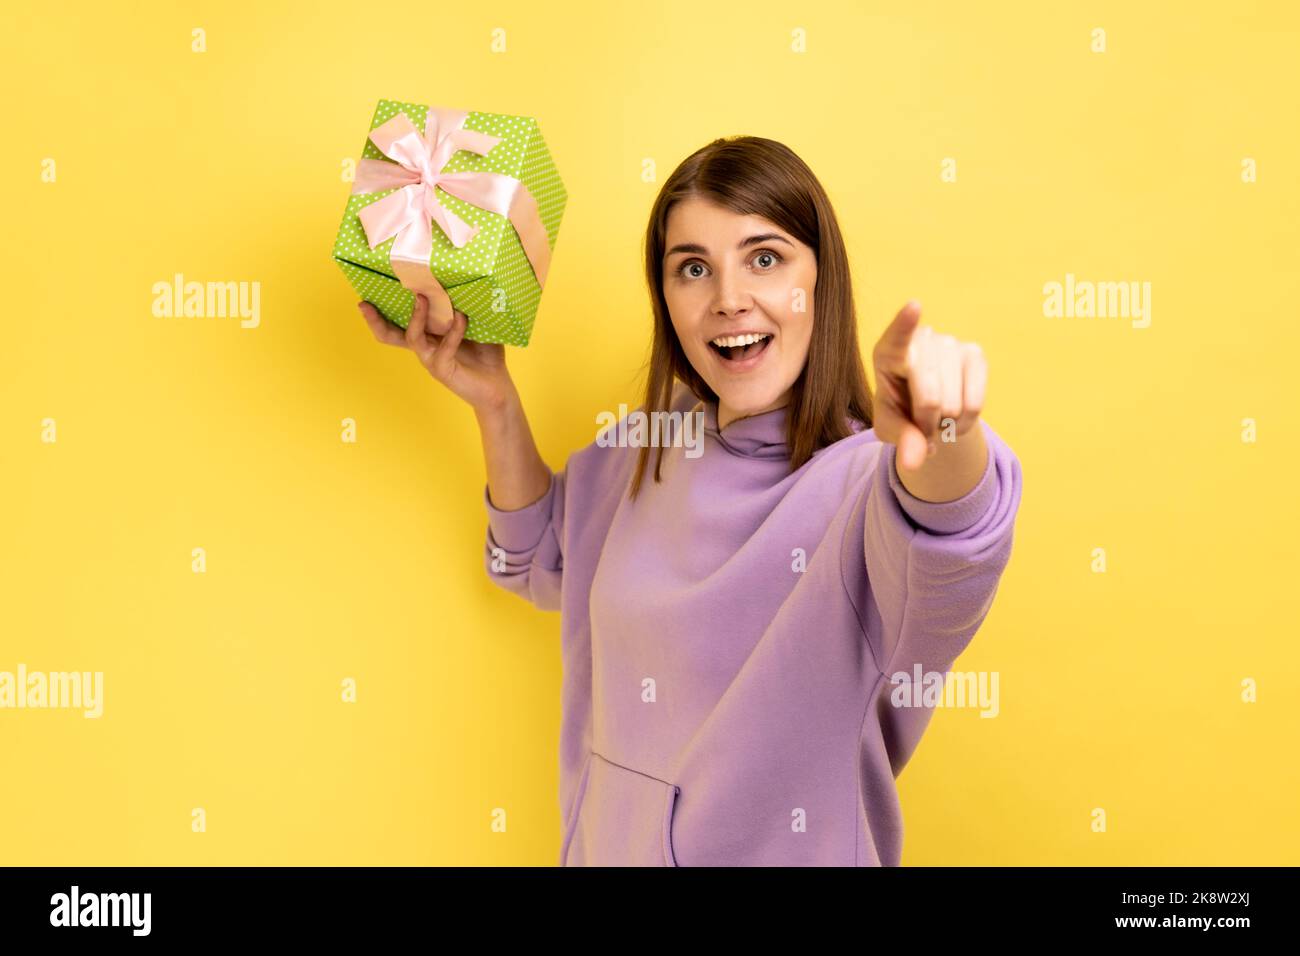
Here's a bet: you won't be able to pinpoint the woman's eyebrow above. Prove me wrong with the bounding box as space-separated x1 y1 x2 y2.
665 233 794 258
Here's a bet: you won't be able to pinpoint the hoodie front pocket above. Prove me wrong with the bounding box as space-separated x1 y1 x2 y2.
563 751 681 866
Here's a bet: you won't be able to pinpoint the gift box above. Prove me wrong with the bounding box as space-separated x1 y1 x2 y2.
333 99 566 346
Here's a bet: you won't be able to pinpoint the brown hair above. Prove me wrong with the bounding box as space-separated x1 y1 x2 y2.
629 135 874 500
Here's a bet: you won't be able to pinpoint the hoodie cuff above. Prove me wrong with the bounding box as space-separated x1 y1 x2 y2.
885 421 997 536
483 472 557 553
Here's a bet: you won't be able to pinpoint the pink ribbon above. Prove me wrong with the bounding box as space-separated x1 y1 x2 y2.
351 106 552 333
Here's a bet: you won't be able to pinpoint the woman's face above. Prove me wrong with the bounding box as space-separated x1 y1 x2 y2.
661 196 816 428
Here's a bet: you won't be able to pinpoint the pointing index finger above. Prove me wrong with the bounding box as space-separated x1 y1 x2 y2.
876 300 923 363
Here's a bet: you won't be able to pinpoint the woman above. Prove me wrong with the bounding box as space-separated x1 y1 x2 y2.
358 135 1023 866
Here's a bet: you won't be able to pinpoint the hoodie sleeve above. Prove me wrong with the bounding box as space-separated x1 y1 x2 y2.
483 468 566 613
858 419 1023 771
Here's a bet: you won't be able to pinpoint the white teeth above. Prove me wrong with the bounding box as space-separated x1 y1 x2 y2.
710 333 771 348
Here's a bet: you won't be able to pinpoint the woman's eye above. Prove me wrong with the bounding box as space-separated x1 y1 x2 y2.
674 250 782 279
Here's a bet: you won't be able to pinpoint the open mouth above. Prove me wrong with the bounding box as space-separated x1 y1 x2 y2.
708 333 773 368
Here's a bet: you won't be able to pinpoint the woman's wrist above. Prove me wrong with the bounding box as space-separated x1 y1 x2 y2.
472 381 522 426
475 382 551 511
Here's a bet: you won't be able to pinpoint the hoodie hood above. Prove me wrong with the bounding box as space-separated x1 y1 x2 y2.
698 398 791 461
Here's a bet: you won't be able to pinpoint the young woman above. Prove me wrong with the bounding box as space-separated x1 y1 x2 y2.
358 135 1023 866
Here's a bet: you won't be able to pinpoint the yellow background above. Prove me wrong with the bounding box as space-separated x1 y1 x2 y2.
2 0 1297 865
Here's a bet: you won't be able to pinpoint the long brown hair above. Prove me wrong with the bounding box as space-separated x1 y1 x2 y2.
629 135 873 500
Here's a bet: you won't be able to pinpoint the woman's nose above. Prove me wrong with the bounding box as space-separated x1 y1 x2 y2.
710 266 753 315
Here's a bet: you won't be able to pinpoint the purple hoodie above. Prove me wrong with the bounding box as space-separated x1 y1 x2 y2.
482 382 1022 865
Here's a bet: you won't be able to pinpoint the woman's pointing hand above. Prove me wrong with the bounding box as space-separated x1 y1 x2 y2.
871 300 987 473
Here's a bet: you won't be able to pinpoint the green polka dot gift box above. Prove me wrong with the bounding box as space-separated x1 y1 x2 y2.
333 99 566 347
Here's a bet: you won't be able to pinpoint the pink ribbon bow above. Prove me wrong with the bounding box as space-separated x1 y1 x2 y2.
351 106 552 334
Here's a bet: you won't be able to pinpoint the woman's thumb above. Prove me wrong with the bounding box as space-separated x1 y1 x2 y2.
895 421 931 472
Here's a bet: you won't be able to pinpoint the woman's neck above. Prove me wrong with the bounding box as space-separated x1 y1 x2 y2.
717 392 791 430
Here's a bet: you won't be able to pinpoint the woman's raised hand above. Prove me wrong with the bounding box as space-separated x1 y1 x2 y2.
358 294 515 412
871 300 988 472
